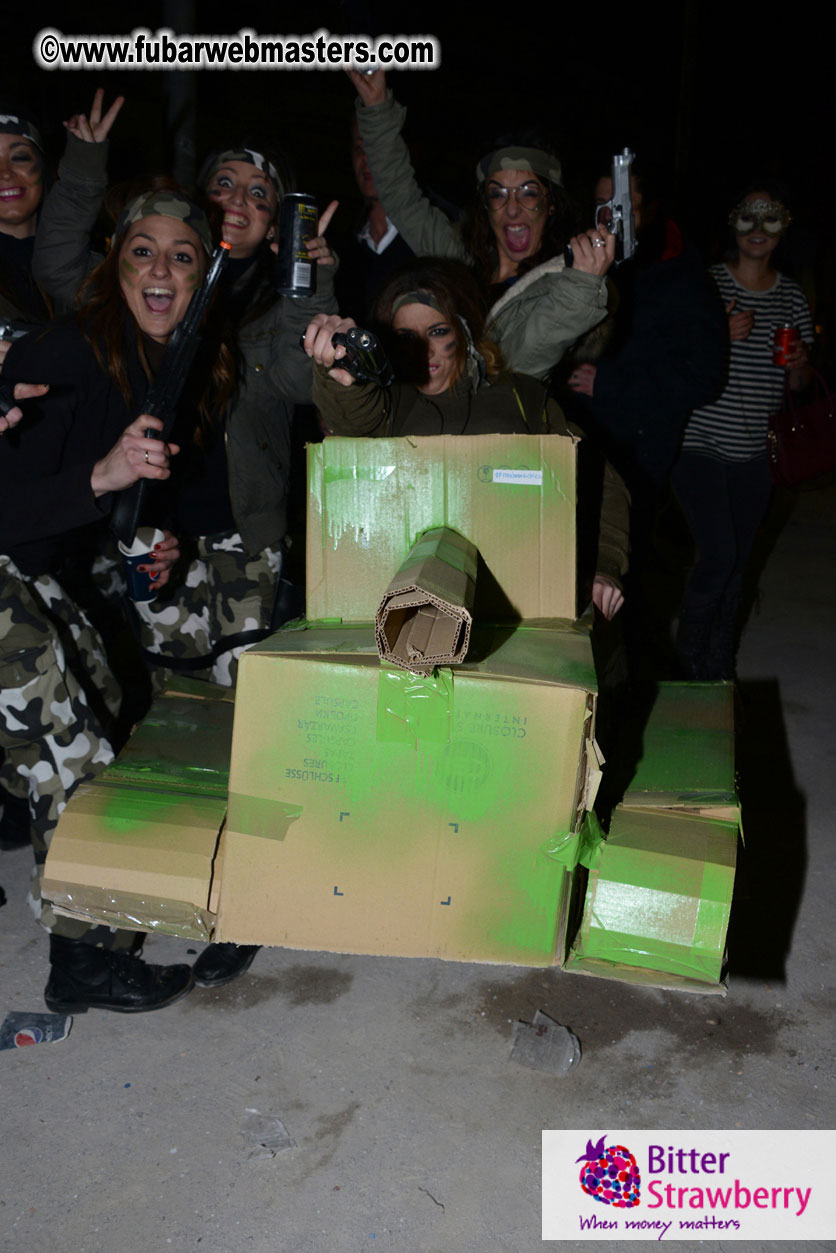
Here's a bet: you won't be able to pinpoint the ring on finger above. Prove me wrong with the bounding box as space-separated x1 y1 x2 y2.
144 450 150 463
591 237 606 248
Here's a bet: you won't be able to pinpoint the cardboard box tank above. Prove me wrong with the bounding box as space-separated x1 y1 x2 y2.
216 620 601 966
42 434 740 989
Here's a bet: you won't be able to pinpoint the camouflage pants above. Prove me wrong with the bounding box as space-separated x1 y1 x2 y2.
135 531 282 688
0 557 122 939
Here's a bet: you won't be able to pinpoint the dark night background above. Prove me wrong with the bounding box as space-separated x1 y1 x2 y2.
6 1 835 356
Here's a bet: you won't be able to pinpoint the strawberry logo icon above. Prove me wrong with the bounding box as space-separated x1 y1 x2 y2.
577 1134 641 1207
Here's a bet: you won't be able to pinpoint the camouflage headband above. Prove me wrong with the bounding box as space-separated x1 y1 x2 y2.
0 113 45 155
202 148 284 198
115 190 213 254
391 291 445 316
477 147 562 188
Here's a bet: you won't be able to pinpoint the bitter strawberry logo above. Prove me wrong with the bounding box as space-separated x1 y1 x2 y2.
577 1134 641 1207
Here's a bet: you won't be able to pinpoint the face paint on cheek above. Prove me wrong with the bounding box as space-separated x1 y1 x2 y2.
186 271 200 289
119 257 139 280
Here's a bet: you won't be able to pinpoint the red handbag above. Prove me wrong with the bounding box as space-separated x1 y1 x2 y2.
767 370 836 486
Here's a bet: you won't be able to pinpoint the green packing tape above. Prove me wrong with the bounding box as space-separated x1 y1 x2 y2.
578 921 727 982
227 794 303 840
377 668 453 744
578 810 607 871
542 827 582 869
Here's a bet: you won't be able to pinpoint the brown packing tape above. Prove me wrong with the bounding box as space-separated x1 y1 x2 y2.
376 527 477 675
48 887 215 941
226 793 303 841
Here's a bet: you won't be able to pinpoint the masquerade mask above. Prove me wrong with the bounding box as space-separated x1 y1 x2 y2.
730 197 791 236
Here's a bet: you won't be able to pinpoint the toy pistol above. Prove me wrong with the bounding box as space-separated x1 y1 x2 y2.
331 326 394 387
596 148 637 265
0 321 43 417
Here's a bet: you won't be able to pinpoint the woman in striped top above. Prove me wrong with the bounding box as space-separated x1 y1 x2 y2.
672 186 813 679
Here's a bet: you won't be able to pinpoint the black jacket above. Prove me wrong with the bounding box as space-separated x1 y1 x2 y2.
569 228 728 489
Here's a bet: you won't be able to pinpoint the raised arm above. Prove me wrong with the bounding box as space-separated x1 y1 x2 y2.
32 90 123 310
266 200 341 404
348 70 465 262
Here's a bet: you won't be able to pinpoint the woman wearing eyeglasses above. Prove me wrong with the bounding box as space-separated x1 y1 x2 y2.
672 185 814 680
347 70 614 381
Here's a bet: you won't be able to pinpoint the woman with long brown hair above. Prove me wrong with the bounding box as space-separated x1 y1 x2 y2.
32 92 338 688
0 186 225 1015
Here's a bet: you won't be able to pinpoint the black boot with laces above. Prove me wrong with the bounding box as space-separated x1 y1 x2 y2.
44 935 194 1013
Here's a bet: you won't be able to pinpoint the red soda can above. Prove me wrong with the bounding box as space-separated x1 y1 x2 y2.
773 323 799 366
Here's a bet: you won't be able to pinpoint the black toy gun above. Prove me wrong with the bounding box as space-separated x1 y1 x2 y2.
110 240 231 545
595 148 637 265
331 326 394 386
0 320 43 417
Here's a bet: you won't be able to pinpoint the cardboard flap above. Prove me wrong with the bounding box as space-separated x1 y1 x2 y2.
623 682 737 811
104 689 234 797
307 433 577 623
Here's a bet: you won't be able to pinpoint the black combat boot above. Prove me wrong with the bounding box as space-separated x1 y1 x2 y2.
0 788 32 851
674 608 714 680
192 943 260 987
44 935 194 1013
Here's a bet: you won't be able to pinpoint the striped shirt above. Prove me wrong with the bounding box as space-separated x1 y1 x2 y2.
682 265 814 461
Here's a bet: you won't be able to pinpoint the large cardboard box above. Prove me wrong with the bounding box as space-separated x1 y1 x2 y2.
43 682 234 940
565 683 739 992
306 434 577 624
217 621 600 965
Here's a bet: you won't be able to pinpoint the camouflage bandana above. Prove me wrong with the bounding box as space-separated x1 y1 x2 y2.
0 112 45 154
114 190 213 254
202 148 284 198
477 147 562 188
391 291 444 316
